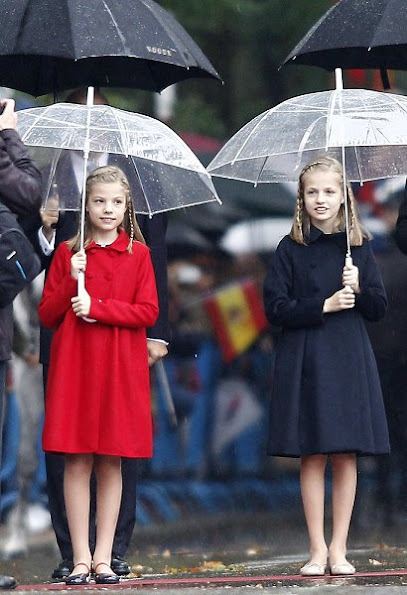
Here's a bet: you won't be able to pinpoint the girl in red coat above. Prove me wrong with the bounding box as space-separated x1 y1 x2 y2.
39 166 158 585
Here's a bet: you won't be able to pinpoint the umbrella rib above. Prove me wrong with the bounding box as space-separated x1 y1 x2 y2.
254 156 268 187
100 0 130 53
352 145 363 185
230 107 278 165
129 155 153 217
105 106 129 157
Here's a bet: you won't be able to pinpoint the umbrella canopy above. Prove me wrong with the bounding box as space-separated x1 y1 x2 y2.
207 87 407 185
0 0 221 96
284 0 407 87
166 221 213 259
17 102 221 216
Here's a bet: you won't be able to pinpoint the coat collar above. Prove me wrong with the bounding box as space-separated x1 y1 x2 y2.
307 224 346 244
86 229 130 253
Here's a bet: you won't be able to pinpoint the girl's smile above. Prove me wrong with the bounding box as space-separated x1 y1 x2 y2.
303 170 343 233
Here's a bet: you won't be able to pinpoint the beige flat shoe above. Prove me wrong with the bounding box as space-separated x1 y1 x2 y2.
300 561 327 576
329 561 356 575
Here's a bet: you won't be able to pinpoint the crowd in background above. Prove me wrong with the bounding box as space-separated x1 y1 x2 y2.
0 161 407 557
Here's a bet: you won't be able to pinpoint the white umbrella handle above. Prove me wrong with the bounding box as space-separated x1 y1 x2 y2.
77 270 85 295
344 255 353 292
77 270 96 323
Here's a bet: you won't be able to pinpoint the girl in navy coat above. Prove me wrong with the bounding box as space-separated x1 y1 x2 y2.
263 156 389 577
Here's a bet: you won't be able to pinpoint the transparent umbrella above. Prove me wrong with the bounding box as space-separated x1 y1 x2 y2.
17 99 221 301
208 71 407 256
17 101 220 216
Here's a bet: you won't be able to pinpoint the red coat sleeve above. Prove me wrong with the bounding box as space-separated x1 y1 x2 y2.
88 249 159 329
38 243 77 329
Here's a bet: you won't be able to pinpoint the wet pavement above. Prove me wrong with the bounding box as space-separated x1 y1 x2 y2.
1 507 407 593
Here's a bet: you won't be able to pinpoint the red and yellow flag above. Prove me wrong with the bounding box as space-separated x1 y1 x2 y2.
205 279 268 363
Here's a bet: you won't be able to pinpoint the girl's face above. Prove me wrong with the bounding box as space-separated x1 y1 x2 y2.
86 181 127 239
302 169 343 233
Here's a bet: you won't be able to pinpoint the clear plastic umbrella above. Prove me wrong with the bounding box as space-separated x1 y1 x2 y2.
17 97 221 302
17 101 220 218
208 70 407 256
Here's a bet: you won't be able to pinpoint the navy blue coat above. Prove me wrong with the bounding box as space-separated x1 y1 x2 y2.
263 226 390 457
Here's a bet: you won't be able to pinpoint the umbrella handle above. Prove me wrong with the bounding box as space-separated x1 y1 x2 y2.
77 270 85 296
344 255 353 293
77 270 96 323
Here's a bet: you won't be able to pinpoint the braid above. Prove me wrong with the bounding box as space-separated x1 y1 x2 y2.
128 200 135 243
346 184 365 245
296 191 304 242
290 180 307 244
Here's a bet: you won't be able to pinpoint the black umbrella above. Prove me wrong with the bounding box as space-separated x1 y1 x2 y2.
284 0 407 89
0 0 221 97
166 221 213 259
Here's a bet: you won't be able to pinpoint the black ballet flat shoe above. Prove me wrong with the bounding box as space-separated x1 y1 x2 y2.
52 559 74 579
111 555 131 576
94 562 120 584
65 562 90 585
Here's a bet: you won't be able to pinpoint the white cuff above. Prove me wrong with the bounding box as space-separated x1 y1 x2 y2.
147 338 169 346
38 227 56 255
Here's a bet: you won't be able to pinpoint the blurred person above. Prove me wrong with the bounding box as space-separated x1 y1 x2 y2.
26 89 169 579
373 183 407 521
2 275 50 560
0 97 42 589
263 156 389 576
39 166 158 585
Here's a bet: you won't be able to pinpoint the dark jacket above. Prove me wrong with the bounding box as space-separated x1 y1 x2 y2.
394 180 407 254
0 129 42 361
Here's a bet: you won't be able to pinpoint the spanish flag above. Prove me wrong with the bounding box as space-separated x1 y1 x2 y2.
205 279 268 363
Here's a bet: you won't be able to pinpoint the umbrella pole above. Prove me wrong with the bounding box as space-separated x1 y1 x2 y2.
156 359 177 429
78 86 94 295
335 69 352 263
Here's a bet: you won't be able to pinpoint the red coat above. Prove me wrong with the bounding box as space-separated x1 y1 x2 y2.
39 231 159 457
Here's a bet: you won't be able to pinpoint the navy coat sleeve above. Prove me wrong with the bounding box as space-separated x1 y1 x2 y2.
263 237 325 329
354 241 387 322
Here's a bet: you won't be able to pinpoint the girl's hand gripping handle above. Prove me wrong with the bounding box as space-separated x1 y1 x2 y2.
344 256 353 292
342 255 360 294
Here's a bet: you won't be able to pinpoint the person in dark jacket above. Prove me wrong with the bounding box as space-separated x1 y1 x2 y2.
263 156 389 578
0 97 42 589
394 179 407 254
26 89 169 580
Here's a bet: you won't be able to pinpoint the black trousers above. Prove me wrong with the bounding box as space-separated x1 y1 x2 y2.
43 364 137 560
